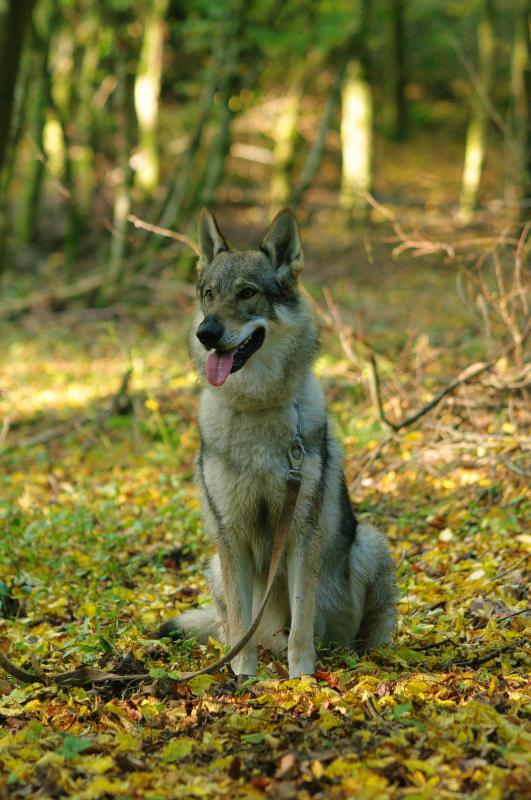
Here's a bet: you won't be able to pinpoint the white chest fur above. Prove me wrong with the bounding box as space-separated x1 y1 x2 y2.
197 381 326 552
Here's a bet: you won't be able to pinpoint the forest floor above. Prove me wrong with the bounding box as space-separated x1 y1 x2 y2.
0 209 529 799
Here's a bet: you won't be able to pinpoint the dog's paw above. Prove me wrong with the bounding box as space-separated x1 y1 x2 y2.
288 652 316 679
231 650 257 678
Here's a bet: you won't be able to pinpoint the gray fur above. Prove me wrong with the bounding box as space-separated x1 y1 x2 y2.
160 209 397 677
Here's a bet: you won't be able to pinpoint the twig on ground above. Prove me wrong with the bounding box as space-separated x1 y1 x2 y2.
498 456 531 479
316 283 529 433
411 635 457 652
412 607 529 653
0 649 151 686
495 553 530 583
0 651 42 684
349 435 393 493
368 321 530 432
454 639 526 668
497 607 530 623
1 369 134 454
368 358 492 432
0 417 11 445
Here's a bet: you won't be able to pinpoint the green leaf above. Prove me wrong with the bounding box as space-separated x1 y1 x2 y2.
242 733 265 745
57 735 93 760
188 674 215 697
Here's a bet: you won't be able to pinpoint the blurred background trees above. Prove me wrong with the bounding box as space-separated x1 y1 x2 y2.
0 0 528 302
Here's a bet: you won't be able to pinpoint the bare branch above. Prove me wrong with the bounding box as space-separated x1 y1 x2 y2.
127 214 200 255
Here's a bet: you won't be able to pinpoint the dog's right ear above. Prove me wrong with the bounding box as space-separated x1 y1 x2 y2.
197 208 230 273
260 208 303 278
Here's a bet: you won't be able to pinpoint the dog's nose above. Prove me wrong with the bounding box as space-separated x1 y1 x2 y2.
196 316 224 349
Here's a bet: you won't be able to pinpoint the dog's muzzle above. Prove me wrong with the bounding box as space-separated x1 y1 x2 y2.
196 315 224 350
199 321 266 387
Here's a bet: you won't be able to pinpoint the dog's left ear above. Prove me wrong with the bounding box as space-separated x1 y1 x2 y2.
197 208 230 273
260 209 303 278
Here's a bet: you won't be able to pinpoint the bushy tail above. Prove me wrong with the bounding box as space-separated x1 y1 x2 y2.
352 523 397 651
155 606 223 643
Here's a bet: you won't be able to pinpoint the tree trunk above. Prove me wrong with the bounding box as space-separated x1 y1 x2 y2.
75 11 100 216
0 0 37 276
199 1 246 207
48 22 84 278
270 62 307 209
15 3 53 245
0 0 37 174
390 0 407 140
290 52 349 210
340 58 373 222
134 0 169 197
153 31 225 236
458 0 495 223
339 1 373 223
106 53 136 293
508 3 530 218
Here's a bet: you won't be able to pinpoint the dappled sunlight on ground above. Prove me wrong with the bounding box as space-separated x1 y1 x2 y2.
0 251 529 798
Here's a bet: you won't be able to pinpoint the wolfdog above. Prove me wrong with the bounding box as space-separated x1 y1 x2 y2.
159 208 397 678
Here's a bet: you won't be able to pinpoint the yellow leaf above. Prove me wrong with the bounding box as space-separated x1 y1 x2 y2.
161 737 194 763
79 756 114 775
319 711 342 731
311 760 324 779
80 777 130 799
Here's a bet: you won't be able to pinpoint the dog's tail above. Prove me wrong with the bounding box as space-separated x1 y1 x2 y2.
352 523 397 651
155 606 222 643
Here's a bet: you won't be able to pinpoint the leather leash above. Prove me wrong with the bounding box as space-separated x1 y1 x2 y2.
0 419 305 686
175 405 306 679
179 471 302 679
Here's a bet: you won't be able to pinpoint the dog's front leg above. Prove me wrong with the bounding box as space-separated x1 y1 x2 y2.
287 531 320 678
217 541 257 676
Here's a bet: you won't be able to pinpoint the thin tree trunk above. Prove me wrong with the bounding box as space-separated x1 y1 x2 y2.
0 0 37 276
340 58 373 221
199 1 246 206
106 54 136 293
75 11 100 216
270 62 307 209
153 36 224 235
0 0 37 174
0 34 32 271
391 0 407 140
508 3 530 218
15 4 53 245
340 1 373 223
47 18 84 277
458 0 495 223
134 0 169 196
290 52 350 210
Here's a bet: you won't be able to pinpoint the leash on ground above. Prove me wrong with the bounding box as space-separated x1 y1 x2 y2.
0 439 304 688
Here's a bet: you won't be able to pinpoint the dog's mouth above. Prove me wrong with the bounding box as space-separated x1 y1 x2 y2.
205 327 266 387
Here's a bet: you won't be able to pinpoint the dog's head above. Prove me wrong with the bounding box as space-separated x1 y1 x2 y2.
191 209 313 391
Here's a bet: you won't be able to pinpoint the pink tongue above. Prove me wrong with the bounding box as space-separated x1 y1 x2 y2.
206 348 236 386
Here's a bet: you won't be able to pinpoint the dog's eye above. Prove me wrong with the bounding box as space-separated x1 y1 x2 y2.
238 287 256 300
203 288 214 302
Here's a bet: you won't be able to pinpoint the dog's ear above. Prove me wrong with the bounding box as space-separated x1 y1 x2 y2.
260 209 303 278
198 208 230 272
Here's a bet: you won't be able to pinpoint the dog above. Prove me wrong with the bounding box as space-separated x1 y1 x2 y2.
158 208 397 678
